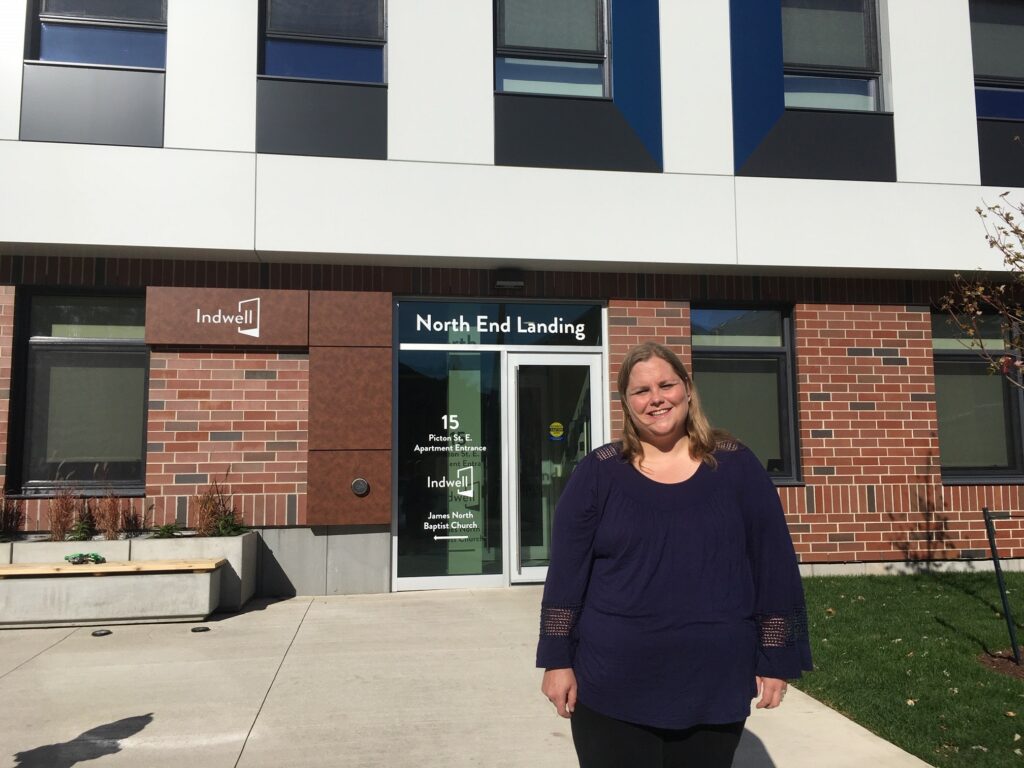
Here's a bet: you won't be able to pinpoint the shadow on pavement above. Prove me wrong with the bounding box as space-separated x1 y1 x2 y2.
735 728 777 767
13 713 153 768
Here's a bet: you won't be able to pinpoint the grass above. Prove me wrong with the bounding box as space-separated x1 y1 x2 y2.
797 572 1024 767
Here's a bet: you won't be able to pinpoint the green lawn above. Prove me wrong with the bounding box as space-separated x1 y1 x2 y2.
797 573 1024 767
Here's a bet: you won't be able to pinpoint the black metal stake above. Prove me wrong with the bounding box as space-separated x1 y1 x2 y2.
983 506 1021 666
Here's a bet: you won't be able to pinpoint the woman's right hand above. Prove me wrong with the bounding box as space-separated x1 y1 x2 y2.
541 667 577 718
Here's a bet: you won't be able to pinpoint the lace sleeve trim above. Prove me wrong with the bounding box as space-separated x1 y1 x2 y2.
540 604 582 638
756 606 809 648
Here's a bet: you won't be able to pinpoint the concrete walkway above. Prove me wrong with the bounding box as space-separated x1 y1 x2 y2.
0 587 931 768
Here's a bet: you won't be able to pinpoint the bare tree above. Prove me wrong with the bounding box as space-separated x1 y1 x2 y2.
940 193 1024 388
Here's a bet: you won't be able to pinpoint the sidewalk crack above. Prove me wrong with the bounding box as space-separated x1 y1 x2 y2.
0 628 77 681
233 598 315 768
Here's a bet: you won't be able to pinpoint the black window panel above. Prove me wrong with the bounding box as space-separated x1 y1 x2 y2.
267 0 385 42
970 0 1024 82
691 308 783 345
691 306 798 481
23 342 148 490
692 355 792 477
41 0 167 25
496 0 603 56
30 295 145 338
931 313 1024 479
934 357 1023 475
782 0 877 73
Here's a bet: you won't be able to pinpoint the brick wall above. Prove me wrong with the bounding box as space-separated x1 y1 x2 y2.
609 301 1024 564
146 351 309 528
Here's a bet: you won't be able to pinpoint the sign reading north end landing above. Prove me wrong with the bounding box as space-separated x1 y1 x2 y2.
397 301 602 346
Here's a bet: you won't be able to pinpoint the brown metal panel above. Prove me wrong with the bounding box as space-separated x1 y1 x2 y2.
146 287 309 346
309 291 392 347
309 346 391 450
307 449 391 525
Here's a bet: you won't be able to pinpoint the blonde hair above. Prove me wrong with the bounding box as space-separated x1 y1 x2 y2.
616 341 732 467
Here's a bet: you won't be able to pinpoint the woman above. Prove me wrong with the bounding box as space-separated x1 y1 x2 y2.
537 341 811 767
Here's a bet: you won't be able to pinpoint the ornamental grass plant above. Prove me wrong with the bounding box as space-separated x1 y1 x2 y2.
0 493 24 541
46 487 78 542
798 572 1024 767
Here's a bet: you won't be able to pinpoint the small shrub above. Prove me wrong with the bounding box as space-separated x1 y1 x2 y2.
47 488 78 542
67 499 96 541
151 523 181 538
121 501 151 538
190 475 245 537
0 494 24 541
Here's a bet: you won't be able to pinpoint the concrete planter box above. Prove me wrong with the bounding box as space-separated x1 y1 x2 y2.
11 540 131 564
0 569 221 627
130 531 256 610
0 541 10 564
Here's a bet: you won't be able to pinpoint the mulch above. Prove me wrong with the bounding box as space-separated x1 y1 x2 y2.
978 649 1024 682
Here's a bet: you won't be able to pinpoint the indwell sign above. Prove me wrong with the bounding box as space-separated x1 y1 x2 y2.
145 288 308 346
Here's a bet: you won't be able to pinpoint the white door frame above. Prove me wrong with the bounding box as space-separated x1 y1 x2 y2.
506 352 605 584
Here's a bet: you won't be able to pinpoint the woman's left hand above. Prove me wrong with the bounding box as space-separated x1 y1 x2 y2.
754 676 787 709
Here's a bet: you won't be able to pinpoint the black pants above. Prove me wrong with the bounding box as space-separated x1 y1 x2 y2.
570 700 745 768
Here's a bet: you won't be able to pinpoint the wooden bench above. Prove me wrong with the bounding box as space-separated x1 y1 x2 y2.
0 558 226 627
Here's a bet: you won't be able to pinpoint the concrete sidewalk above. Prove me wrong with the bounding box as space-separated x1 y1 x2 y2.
0 587 931 768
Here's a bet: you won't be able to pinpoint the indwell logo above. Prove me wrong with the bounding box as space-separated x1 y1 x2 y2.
195 297 261 338
425 466 475 498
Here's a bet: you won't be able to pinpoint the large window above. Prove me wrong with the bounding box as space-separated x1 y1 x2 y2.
691 308 798 481
970 0 1024 119
261 0 386 83
494 0 608 97
781 0 881 111
932 314 1024 480
28 0 167 69
15 295 148 495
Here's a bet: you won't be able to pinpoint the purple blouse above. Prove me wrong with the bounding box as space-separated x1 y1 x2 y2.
536 442 812 730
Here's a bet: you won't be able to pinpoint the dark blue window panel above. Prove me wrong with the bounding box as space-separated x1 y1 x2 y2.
39 22 166 68
264 39 383 83
976 87 1024 120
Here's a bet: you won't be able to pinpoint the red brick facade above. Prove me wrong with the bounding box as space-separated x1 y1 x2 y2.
607 301 1024 564
2 255 1022 567
146 351 309 527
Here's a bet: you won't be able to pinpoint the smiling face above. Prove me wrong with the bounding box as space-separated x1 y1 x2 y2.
625 355 690 447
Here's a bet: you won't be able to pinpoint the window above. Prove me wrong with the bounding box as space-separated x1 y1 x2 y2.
781 0 881 111
494 0 608 97
15 295 148 495
29 0 167 69
691 308 799 480
932 314 1024 479
970 0 1024 119
262 0 386 84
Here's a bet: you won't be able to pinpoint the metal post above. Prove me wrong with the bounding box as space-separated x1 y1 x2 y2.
983 506 1021 666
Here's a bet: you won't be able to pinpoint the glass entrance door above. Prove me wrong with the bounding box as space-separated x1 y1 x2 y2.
507 353 604 583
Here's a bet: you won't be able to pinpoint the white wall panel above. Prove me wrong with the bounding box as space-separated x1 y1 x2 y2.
388 0 493 164
0 142 255 250
659 0 733 175
735 177 1006 272
0 0 27 140
164 0 257 152
256 156 736 267
887 0 979 184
